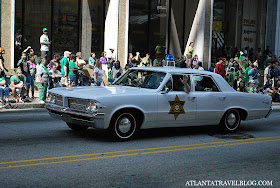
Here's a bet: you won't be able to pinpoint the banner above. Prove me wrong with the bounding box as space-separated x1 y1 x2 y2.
241 0 258 49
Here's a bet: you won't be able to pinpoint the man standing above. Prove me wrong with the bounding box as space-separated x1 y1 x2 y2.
264 62 271 87
214 59 225 78
76 52 86 67
61 51 71 87
17 52 32 100
40 28 51 62
108 48 117 62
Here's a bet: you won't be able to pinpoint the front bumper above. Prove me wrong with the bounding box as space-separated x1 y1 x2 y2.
46 103 105 129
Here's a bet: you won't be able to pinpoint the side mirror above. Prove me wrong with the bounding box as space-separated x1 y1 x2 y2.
161 87 170 94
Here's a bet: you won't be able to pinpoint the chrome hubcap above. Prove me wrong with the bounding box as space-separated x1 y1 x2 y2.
118 117 131 134
227 113 236 126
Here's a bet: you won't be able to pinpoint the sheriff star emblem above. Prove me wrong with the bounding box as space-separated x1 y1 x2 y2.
168 95 185 120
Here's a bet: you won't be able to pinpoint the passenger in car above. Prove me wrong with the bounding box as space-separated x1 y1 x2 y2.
179 75 191 94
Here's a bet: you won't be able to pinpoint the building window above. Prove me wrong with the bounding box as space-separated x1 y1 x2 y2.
14 0 105 65
129 0 167 59
53 0 80 55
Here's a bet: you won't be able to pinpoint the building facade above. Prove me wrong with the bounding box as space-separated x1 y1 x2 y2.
1 0 280 71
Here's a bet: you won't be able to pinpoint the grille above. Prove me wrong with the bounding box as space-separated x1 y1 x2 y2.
68 98 90 111
54 94 63 106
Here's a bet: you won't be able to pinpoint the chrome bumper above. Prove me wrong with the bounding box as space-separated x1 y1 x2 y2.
46 103 105 129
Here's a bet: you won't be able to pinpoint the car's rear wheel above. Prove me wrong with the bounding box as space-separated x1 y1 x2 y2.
220 109 241 131
66 123 88 131
109 111 138 141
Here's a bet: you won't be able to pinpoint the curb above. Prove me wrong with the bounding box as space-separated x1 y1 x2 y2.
0 108 47 114
0 103 45 112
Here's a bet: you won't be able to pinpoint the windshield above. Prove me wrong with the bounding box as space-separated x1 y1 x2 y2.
114 70 166 89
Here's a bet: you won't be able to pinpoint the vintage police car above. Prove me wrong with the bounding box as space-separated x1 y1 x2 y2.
46 67 272 140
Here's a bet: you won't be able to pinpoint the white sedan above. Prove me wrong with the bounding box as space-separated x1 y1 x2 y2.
46 67 272 140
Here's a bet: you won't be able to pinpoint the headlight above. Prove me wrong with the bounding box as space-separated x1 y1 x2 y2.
51 95 56 104
46 93 53 103
86 101 98 113
46 93 56 104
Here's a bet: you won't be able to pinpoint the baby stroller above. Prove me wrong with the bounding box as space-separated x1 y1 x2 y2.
78 69 91 86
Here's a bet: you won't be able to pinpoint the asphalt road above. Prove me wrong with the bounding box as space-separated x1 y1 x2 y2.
0 109 279 188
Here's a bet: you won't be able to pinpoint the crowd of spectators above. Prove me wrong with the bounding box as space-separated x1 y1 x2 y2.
1 28 280 106
209 45 280 102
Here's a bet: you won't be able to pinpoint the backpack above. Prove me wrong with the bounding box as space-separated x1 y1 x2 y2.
270 69 276 78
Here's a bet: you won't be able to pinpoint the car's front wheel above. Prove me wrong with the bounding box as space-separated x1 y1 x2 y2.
66 123 88 131
109 111 138 141
220 109 241 131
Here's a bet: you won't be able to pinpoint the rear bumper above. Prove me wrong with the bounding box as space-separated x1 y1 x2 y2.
46 104 105 129
265 107 273 118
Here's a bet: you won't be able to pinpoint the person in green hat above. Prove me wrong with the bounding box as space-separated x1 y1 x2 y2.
40 28 51 62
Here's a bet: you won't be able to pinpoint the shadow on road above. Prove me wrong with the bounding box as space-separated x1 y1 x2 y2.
63 124 257 142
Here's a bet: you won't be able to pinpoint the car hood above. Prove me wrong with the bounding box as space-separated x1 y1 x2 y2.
49 86 156 100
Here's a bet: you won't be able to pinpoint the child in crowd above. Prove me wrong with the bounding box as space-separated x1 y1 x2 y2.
247 81 255 94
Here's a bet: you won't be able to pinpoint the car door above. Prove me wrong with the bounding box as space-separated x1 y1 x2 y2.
157 74 197 127
193 74 227 125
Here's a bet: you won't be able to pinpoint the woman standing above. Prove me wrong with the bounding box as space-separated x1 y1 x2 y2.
0 47 8 77
94 60 103 86
69 54 79 86
100 51 108 79
36 58 49 103
48 54 60 70
28 54 36 99
89 52 96 66
132 52 141 67
186 42 194 68
127 53 133 67
111 61 123 80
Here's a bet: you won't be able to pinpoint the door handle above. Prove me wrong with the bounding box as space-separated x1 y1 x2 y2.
188 97 196 101
219 96 227 100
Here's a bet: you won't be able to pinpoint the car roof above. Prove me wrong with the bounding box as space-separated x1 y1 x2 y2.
129 66 235 92
130 66 217 76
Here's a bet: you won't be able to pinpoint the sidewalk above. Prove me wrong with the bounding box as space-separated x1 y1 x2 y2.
0 90 45 110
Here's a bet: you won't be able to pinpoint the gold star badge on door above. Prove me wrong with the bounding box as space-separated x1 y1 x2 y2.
168 95 185 120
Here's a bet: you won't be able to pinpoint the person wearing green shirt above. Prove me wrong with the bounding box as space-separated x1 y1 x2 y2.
233 69 240 81
155 45 163 57
10 70 26 103
244 65 252 84
140 53 152 67
186 42 194 68
261 56 269 70
247 82 255 93
69 54 79 86
153 57 162 67
61 51 71 86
